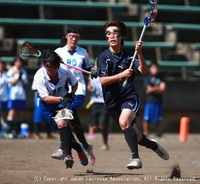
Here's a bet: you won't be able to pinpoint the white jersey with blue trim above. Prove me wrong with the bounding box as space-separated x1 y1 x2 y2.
7 66 28 100
88 77 104 103
33 64 77 99
55 45 91 96
0 71 8 102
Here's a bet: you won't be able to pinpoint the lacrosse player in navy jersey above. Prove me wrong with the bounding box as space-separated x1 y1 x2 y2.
33 50 88 168
97 20 169 170
54 26 96 165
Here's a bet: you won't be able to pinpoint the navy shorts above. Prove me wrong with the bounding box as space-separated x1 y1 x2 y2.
107 95 140 124
39 100 63 132
90 103 110 127
0 101 8 111
7 100 26 110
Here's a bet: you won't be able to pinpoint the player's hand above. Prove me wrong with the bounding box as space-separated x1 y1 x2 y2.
90 68 98 79
121 69 133 78
135 41 143 54
61 93 75 107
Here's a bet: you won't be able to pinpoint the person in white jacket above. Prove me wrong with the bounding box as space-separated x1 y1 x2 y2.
6 57 28 138
0 61 9 137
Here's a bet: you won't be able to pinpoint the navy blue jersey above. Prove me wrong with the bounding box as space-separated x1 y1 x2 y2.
97 48 140 109
143 73 164 103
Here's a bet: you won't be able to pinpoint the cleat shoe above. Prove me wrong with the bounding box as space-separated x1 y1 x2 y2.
51 149 66 160
64 155 74 169
77 143 88 166
108 134 112 140
127 158 142 170
154 136 165 141
47 134 56 139
34 135 43 140
85 144 95 165
100 144 109 151
87 133 96 140
151 139 169 160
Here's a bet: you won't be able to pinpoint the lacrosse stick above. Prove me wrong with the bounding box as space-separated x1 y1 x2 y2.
20 41 91 75
21 41 42 58
52 102 74 122
62 63 91 75
52 108 74 122
122 0 158 88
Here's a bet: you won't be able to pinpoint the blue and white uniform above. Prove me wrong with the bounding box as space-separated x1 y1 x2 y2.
33 64 77 131
0 70 8 111
7 66 28 110
55 45 92 111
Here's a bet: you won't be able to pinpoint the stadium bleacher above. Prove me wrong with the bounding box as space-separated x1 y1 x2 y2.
1 0 200 127
0 0 200 79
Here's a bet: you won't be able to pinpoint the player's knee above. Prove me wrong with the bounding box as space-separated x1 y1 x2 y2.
119 117 131 130
119 121 130 130
57 120 68 129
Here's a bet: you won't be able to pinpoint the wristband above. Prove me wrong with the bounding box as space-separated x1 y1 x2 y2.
60 97 63 102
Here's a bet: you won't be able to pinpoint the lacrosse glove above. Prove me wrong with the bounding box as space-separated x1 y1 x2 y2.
60 93 75 107
90 68 98 79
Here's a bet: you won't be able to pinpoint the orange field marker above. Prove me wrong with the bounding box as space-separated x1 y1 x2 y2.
179 116 190 142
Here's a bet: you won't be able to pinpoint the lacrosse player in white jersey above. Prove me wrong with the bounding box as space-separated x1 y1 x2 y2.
6 57 29 138
54 26 97 165
0 61 9 137
33 50 88 168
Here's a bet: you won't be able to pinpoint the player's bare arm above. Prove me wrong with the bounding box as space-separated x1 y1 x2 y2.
99 68 133 86
41 96 63 104
135 41 148 74
146 82 166 94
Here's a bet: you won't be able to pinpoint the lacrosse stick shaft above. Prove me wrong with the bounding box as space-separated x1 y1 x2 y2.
122 0 158 88
122 25 147 88
61 62 91 75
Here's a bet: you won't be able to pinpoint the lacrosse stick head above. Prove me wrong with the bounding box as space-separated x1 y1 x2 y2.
144 0 158 26
52 108 74 122
20 41 42 59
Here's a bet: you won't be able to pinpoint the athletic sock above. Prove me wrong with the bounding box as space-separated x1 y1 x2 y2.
138 133 158 151
69 129 82 152
34 123 40 135
123 126 139 159
46 123 52 136
70 108 89 150
59 126 82 153
101 127 108 145
15 120 22 135
59 126 72 155
6 120 13 134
